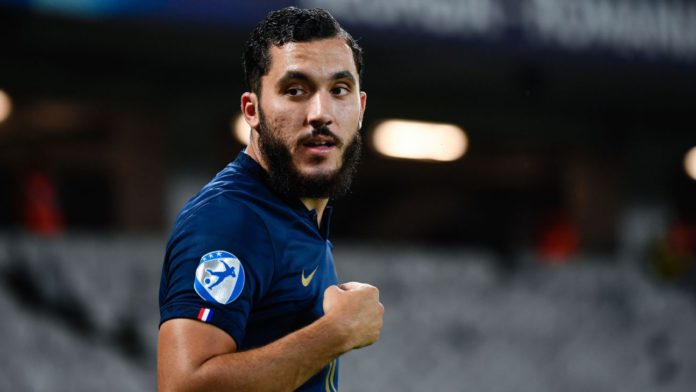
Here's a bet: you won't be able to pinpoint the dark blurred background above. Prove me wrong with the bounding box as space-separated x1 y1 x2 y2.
1 1 696 391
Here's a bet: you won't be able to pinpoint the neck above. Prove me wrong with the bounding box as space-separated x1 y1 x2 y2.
300 197 329 226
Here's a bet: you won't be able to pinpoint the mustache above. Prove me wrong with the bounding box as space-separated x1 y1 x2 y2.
297 126 343 147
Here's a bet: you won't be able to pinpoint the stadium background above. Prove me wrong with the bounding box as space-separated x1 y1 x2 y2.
1 0 695 390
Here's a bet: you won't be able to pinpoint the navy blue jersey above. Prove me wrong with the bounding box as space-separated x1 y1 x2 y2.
159 151 340 391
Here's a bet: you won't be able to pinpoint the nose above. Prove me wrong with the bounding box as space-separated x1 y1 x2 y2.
307 91 333 129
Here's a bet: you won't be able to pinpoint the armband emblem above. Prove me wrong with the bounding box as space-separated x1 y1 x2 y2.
194 250 245 305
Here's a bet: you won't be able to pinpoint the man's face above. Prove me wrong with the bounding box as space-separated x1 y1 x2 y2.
253 37 366 198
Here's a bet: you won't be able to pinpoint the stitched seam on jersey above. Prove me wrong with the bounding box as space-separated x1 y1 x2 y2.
174 188 227 229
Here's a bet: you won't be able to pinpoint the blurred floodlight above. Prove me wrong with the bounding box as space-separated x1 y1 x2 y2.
685 146 696 181
232 113 250 145
372 119 468 162
0 90 12 124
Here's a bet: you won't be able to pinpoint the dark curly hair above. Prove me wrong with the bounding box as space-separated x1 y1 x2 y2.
243 7 363 95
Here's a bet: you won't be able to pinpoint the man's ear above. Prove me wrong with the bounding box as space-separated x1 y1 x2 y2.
359 91 367 129
241 92 260 129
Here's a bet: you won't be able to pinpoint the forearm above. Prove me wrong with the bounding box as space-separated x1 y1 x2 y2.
159 283 383 392
166 315 349 392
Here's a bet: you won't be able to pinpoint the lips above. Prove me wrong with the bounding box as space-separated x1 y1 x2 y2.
302 141 336 148
301 136 338 148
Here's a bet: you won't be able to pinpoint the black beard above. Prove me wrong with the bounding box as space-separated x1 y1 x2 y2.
256 110 362 200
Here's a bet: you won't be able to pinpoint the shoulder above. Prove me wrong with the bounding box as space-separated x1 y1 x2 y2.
180 193 267 233
163 157 290 275
171 162 274 239
167 192 274 262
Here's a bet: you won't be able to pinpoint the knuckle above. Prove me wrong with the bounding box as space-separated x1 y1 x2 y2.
324 285 338 294
366 286 379 298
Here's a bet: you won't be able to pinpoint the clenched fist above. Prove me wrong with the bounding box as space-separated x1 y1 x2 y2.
323 282 384 352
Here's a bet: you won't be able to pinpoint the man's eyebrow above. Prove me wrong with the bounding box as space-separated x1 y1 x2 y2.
277 71 311 85
331 71 356 84
276 70 356 86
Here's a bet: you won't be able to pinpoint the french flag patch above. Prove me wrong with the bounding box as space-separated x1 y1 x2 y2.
197 307 213 322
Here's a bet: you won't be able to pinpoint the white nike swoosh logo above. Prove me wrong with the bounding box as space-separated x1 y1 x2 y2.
301 266 319 287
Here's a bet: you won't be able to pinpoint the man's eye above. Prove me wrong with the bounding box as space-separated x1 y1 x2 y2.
332 86 349 96
286 87 304 96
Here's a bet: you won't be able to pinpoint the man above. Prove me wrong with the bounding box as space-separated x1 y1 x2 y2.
158 7 384 391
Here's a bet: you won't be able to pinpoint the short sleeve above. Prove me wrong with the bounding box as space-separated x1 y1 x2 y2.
159 195 275 346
